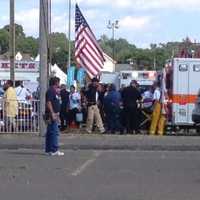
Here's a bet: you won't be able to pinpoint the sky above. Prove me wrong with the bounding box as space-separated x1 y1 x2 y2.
1 0 200 48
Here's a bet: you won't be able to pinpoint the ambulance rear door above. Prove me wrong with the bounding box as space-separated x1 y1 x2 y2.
173 59 190 125
188 61 200 123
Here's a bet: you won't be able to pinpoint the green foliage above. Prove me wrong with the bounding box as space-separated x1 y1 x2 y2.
4 24 25 38
49 32 69 71
51 49 68 72
0 29 9 54
0 23 198 71
0 23 38 57
16 36 38 57
99 36 200 70
50 32 68 51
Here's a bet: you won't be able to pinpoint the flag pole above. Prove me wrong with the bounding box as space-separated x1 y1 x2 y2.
68 0 71 69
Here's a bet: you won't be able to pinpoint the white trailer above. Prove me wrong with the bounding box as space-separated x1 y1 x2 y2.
99 72 120 89
163 58 200 126
119 70 157 89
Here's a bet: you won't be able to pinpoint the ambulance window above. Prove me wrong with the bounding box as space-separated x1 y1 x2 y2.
138 73 148 79
122 73 131 79
179 64 188 72
193 65 200 72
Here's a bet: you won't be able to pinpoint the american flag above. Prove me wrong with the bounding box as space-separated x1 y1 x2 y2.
75 4 105 78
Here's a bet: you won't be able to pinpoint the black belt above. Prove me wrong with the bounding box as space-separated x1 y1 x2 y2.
88 103 97 106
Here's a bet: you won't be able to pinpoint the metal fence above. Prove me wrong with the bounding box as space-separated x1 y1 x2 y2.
0 99 40 134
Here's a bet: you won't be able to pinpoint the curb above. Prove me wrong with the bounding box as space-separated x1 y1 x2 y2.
1 144 200 151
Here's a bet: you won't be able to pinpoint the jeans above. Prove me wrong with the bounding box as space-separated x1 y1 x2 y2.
60 111 68 129
106 105 122 133
45 121 59 153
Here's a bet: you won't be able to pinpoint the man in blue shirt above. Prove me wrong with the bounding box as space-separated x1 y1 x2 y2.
45 77 64 156
104 84 122 134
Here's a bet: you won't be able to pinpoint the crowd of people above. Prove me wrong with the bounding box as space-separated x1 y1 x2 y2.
45 76 161 135
0 76 161 135
44 76 163 155
2 77 200 156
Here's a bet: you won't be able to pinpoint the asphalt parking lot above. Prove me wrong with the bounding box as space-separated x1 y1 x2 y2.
1 149 200 200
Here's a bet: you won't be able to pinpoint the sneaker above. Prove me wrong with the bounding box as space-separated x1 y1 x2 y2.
100 129 106 134
86 129 92 134
49 151 64 156
45 152 51 156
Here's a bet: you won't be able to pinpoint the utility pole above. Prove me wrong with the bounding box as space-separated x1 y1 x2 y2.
39 0 49 136
10 0 15 83
68 0 71 69
153 56 156 71
111 26 115 64
107 20 119 70
48 0 51 79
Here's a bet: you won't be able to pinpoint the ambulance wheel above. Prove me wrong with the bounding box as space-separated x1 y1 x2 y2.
196 127 200 135
171 126 180 135
168 126 177 135
184 128 190 135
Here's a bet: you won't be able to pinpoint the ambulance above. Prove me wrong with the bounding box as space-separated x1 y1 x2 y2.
162 58 200 127
119 70 157 91
99 71 120 90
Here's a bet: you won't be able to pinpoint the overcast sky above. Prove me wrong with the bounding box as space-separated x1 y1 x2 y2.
1 0 200 48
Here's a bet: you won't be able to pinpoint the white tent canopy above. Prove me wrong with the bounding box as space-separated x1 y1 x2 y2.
35 54 40 62
51 64 67 85
35 55 67 85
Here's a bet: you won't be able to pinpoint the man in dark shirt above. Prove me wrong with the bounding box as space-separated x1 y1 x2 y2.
122 80 142 134
85 78 105 133
60 84 69 131
45 77 64 156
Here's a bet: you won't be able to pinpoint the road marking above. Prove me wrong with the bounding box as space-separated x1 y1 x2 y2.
71 151 102 176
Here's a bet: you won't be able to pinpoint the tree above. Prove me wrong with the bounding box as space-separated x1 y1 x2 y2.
99 35 113 57
99 36 136 63
0 23 38 57
50 32 68 52
4 24 25 38
16 36 38 57
50 32 70 71
1 23 199 71
0 29 9 54
51 49 68 72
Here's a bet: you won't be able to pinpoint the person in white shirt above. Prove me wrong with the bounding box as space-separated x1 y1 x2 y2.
15 81 32 103
149 82 163 135
153 83 161 102
68 85 81 127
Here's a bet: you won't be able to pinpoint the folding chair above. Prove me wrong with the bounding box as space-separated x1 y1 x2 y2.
139 108 152 130
138 98 153 131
